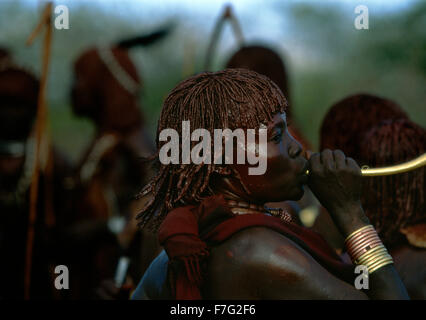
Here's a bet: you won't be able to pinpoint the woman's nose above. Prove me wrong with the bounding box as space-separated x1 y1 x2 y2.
288 136 303 158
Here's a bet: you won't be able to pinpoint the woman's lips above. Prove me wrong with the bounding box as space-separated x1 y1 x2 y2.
300 172 309 185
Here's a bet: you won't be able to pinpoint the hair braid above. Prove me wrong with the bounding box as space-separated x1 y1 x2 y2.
360 119 425 248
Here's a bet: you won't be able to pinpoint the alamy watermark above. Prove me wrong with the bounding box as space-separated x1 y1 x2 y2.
54 265 69 290
54 5 69 30
354 265 369 290
354 5 369 30
158 121 268 175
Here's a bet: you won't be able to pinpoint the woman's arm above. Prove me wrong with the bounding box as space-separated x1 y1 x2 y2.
244 227 368 299
243 227 408 299
304 149 409 299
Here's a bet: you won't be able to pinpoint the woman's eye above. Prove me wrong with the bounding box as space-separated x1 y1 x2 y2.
271 132 283 143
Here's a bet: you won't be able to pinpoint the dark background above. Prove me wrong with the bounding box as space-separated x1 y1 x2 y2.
1 0 425 162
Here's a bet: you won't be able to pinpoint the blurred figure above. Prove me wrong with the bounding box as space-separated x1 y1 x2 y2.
359 119 425 299
67 29 169 298
315 93 409 253
320 93 408 163
226 46 290 105
0 58 72 299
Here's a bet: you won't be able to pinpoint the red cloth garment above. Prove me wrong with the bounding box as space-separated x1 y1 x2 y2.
158 195 354 300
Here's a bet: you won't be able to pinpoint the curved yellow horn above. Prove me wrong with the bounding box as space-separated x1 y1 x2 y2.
304 153 426 177
360 153 426 177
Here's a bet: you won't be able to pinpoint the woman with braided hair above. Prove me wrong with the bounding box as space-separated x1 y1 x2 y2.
132 68 408 299
359 119 425 299
320 94 408 163
313 93 409 254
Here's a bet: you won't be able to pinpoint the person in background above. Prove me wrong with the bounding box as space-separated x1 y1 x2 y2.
0 56 72 299
359 119 425 299
320 93 408 163
314 93 409 254
66 28 172 298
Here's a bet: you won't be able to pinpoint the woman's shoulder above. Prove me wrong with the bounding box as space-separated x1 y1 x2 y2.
203 225 330 298
205 227 311 296
206 226 367 299
211 226 311 271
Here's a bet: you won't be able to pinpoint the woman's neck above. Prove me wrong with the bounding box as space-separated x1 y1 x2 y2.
210 175 265 207
217 188 266 206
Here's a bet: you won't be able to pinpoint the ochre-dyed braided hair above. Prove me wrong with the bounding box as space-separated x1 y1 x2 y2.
320 94 408 163
137 68 287 230
360 119 425 248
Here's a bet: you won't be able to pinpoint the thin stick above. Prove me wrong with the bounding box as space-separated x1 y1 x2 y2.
182 37 196 78
26 3 52 46
24 2 53 300
204 4 245 71
227 7 244 46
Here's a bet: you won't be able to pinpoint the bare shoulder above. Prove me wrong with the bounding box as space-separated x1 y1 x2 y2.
222 227 317 281
212 226 310 271
205 226 367 299
204 227 313 298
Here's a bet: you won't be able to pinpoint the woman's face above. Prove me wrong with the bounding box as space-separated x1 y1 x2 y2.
231 112 309 203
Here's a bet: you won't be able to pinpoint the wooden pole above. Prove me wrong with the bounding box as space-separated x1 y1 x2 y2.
24 2 53 299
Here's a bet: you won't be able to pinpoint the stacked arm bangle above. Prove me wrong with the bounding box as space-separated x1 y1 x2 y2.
345 225 394 274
